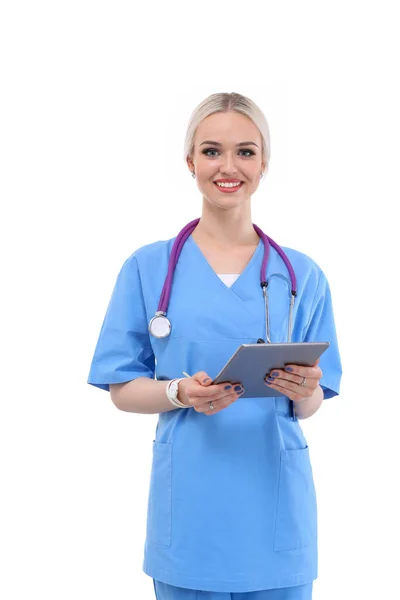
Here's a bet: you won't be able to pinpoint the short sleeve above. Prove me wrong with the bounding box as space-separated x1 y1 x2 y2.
87 254 155 392
302 270 342 399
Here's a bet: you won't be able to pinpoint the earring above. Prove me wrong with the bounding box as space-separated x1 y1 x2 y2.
191 172 196 178
260 172 264 178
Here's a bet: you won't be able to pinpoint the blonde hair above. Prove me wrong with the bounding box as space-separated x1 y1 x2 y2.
184 92 271 173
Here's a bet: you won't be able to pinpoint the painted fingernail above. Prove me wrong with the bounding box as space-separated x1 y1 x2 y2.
203 378 211 383
285 367 293 372
272 371 279 377
224 385 232 390
265 380 273 385
266 376 275 381
234 385 242 391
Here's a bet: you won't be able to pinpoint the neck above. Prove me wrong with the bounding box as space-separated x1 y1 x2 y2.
192 203 260 248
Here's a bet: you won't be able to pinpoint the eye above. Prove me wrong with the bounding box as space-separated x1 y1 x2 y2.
202 148 219 157
201 148 256 158
240 149 255 157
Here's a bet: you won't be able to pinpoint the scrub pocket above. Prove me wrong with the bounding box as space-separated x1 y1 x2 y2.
147 441 172 547
273 445 317 552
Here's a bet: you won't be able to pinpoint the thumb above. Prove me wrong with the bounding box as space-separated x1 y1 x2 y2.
191 371 213 386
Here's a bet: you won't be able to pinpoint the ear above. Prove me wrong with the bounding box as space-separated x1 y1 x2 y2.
186 156 194 172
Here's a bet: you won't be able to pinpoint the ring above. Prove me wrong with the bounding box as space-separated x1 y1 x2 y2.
209 402 214 410
299 377 306 386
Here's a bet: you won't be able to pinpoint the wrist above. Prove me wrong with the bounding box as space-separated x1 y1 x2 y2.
295 385 323 419
177 379 190 406
165 378 191 409
299 384 322 403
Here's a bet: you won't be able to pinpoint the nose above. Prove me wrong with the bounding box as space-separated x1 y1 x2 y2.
220 151 239 175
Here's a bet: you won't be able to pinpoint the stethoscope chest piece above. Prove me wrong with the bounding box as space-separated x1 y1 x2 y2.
148 312 171 339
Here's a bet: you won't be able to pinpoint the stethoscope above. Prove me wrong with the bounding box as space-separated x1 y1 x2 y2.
148 218 297 343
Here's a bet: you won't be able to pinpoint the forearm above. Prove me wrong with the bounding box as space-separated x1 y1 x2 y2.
110 377 186 414
294 385 324 420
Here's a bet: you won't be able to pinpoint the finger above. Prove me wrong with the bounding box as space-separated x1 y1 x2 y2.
191 371 214 386
282 364 323 379
196 383 245 412
197 385 245 409
265 369 319 387
264 378 315 401
202 403 227 416
196 388 243 415
193 381 242 399
265 377 316 393
191 372 236 394
197 397 228 415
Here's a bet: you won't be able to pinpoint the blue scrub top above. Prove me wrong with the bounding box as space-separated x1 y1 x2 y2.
87 232 342 594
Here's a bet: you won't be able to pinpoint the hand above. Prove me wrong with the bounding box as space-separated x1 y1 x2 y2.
264 359 323 403
178 371 244 416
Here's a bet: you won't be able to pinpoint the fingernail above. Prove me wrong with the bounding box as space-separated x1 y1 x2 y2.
203 378 211 383
272 371 279 377
265 380 273 385
285 367 293 372
224 385 232 390
234 385 242 391
266 376 275 382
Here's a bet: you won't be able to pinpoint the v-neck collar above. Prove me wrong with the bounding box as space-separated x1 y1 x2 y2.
187 234 263 291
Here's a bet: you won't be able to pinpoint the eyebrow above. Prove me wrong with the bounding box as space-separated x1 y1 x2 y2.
199 140 259 148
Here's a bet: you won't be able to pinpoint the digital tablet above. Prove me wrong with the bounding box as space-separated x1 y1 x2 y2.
212 342 329 398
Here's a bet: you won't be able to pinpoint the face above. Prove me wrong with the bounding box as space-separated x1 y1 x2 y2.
187 111 266 208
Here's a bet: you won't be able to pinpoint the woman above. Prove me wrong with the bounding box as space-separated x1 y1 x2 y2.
87 92 342 599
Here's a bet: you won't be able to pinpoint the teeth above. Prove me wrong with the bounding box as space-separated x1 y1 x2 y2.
216 181 241 188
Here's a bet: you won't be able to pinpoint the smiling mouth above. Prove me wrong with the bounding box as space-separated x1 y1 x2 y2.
213 181 244 192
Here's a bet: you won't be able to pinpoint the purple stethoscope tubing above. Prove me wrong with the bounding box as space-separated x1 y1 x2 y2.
149 218 297 342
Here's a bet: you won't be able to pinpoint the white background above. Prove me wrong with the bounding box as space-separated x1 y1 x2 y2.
1 1 399 599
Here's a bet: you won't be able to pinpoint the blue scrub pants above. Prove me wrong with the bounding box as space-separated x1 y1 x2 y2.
153 580 313 600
